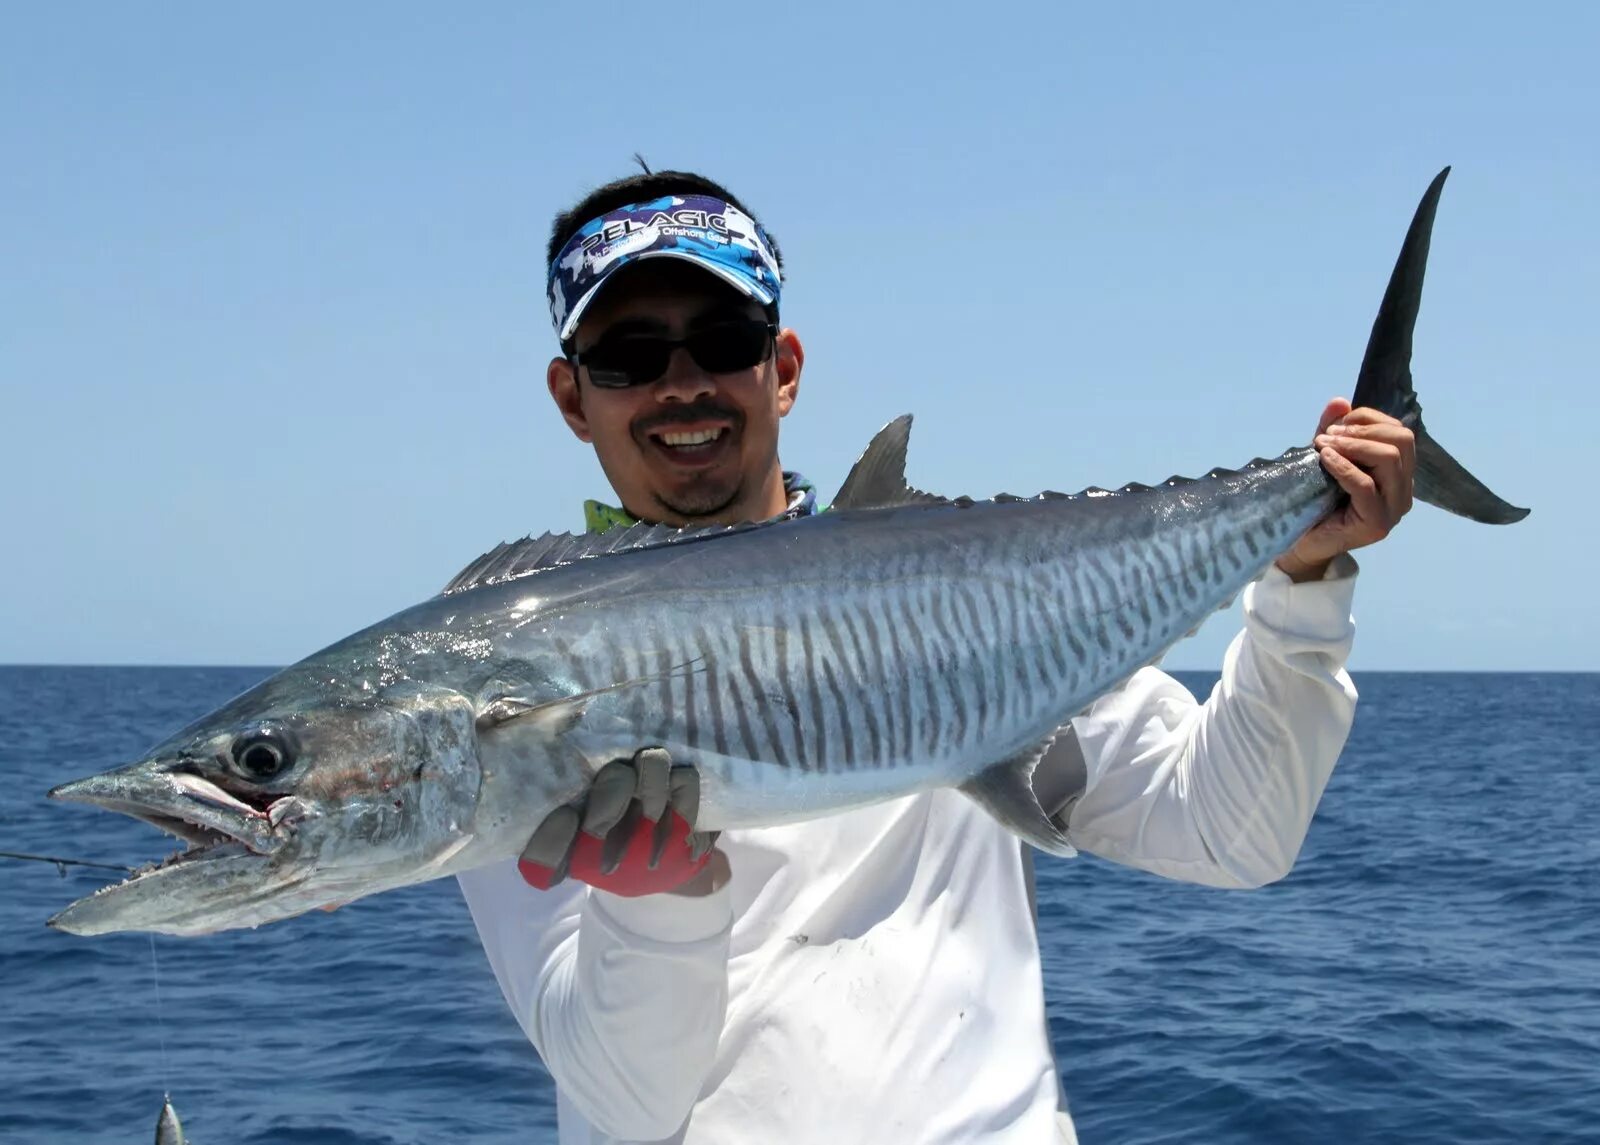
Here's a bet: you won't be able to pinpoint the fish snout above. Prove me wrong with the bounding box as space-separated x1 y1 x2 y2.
49 765 289 857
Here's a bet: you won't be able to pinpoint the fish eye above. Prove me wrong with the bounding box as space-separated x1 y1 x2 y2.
229 726 298 781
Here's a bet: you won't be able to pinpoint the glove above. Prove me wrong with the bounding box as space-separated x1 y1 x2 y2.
518 747 721 897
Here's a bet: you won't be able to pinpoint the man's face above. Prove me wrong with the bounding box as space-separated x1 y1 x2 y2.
548 261 802 526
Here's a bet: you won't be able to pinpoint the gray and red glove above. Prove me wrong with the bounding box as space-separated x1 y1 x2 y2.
518 748 720 897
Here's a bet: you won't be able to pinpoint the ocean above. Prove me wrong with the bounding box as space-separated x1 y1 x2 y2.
1 667 1595 1144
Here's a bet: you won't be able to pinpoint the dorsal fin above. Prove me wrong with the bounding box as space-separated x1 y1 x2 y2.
439 520 760 595
831 415 947 510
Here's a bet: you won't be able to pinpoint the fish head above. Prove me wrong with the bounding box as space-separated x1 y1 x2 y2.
156 1097 187 1145
47 672 483 937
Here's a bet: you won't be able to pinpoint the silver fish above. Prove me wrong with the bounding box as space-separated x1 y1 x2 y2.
156 1096 187 1145
48 170 1525 937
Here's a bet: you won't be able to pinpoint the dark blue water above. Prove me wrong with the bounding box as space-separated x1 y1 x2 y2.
1 668 1595 1144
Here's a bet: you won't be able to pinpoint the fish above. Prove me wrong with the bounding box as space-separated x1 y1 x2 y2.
47 169 1526 938
156 1096 187 1145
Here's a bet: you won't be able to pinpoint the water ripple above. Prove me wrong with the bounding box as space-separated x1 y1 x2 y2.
1 668 1595 1143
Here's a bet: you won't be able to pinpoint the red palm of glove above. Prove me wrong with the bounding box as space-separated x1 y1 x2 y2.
517 748 719 898
519 807 711 896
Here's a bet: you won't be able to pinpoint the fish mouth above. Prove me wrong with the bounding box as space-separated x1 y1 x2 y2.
49 766 288 856
46 766 304 935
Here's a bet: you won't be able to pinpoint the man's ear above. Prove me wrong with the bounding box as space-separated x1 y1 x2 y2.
548 356 593 442
775 329 803 418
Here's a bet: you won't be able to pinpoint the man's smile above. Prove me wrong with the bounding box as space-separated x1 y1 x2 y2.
640 418 739 470
658 427 724 448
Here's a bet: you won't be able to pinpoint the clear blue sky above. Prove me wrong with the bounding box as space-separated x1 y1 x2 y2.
2 3 1594 670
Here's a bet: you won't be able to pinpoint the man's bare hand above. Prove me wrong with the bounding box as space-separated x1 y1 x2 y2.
1276 398 1416 582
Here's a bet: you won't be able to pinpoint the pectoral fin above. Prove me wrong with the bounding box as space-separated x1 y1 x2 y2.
959 739 1079 858
476 693 592 736
477 660 707 736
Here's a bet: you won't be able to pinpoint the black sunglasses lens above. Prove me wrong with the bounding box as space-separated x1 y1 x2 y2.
579 321 773 388
687 322 773 373
582 341 672 388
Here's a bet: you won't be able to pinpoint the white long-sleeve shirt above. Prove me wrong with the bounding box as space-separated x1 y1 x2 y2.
458 557 1360 1144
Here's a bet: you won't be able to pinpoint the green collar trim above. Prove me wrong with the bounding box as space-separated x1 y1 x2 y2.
583 471 819 534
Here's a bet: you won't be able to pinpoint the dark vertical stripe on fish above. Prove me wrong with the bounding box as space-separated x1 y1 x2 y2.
1129 564 1152 629
1055 563 1090 664
817 613 855 770
1036 572 1071 681
858 602 900 765
951 582 992 739
838 603 885 768
551 634 586 691
977 578 1012 727
736 625 780 766
651 629 675 745
1172 531 1198 600
897 586 938 755
771 625 806 770
994 576 1032 720
927 583 967 746
1183 529 1207 589
1149 540 1179 611
724 637 758 763
672 624 700 752
692 623 729 758
798 614 827 772
1079 562 1113 654
615 633 640 693
813 603 851 768
1023 578 1057 717
1205 522 1225 587
1012 576 1051 700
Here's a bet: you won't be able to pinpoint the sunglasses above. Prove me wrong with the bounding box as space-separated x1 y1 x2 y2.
571 318 778 389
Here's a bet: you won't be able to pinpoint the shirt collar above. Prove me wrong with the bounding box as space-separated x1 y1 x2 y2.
584 471 818 534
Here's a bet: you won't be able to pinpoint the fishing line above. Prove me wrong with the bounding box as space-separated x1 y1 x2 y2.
5 848 174 1099
148 932 172 1100
0 849 133 875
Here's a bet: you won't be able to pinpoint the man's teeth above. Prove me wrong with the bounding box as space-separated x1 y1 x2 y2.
659 428 725 447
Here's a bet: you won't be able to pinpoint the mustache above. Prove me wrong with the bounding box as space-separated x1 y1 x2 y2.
634 402 744 438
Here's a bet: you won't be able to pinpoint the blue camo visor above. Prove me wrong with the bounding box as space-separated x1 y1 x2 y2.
548 194 782 343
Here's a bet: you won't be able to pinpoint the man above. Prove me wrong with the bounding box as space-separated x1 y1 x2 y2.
456 170 1415 1144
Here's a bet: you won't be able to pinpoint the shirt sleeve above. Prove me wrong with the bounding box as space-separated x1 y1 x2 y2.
1061 554 1361 889
456 862 734 1139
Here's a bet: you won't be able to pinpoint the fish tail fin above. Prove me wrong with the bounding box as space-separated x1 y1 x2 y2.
1349 167 1529 525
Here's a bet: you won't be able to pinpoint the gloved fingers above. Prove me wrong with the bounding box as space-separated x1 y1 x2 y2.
583 759 637 838
647 809 677 869
523 755 715 891
520 804 580 887
599 803 645 875
667 766 700 830
633 747 672 822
